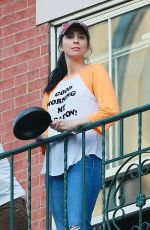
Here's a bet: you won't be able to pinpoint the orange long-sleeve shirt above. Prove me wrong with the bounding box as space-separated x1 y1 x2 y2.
42 64 119 135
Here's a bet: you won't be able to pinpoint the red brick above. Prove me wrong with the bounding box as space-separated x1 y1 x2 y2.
28 55 48 71
0 93 1 106
28 99 42 108
0 78 14 91
39 66 48 78
10 106 28 125
1 6 35 27
15 169 27 182
15 47 40 64
0 7 2 17
2 66 15 80
14 90 40 107
39 24 48 34
14 137 33 150
15 27 39 43
0 13 14 27
28 0 35 7
40 89 45 99
28 16 36 28
31 176 40 188
31 221 40 230
0 0 10 5
3 63 27 80
31 153 41 166
3 0 27 16
3 19 29 36
3 35 15 48
15 63 27 76
0 39 4 50
40 175 45 186
0 99 14 113
15 6 35 23
1 40 28 59
40 192 46 206
30 147 40 155
2 130 14 143
0 121 9 135
13 151 28 162
0 28 2 38
40 44 48 56
31 164 43 178
14 40 28 54
15 91 34 107
15 72 29 86
1 105 26 123
20 181 28 190
0 2 50 227
28 77 47 92
27 90 41 102
22 6 35 23
40 218 46 230
14 153 27 162
27 34 48 49
2 141 15 152
2 84 27 101
31 186 43 199
0 70 2 81
31 206 46 219
31 198 41 210
28 69 40 81
14 159 28 171
1 56 14 69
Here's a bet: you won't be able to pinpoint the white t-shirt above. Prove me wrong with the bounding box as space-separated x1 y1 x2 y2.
41 64 119 176
41 75 102 176
0 144 26 206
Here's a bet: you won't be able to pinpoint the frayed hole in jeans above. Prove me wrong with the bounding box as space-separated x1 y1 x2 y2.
70 225 80 230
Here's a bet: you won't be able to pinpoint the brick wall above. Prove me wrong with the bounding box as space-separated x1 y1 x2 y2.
0 0 49 229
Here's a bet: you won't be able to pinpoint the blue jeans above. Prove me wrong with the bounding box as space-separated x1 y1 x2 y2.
47 155 102 230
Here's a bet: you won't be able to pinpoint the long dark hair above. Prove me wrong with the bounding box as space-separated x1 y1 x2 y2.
44 31 90 94
44 50 67 93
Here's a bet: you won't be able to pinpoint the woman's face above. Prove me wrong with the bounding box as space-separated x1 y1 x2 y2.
60 26 89 60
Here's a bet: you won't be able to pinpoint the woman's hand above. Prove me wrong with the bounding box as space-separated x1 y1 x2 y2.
50 118 91 133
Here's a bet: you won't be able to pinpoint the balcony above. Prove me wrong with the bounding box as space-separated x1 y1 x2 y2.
0 104 150 230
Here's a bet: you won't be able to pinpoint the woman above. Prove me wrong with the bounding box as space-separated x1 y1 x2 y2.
41 20 119 230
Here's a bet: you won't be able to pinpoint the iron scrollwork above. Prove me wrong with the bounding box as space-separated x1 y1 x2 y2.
105 156 150 230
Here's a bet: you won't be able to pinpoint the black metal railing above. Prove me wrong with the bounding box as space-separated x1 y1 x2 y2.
0 103 150 230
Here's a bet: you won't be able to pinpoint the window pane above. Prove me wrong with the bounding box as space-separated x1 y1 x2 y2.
112 6 150 49
89 21 108 69
112 6 150 111
111 5 150 156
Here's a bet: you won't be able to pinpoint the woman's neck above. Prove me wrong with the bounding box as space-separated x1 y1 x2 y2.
66 59 85 77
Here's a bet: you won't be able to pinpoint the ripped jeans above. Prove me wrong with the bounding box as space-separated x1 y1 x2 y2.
47 155 102 230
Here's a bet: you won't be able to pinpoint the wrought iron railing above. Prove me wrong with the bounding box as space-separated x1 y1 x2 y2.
0 103 150 230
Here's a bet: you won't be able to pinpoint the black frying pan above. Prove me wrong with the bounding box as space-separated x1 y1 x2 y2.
13 107 52 140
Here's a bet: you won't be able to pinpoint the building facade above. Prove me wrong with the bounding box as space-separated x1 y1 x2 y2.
0 0 149 229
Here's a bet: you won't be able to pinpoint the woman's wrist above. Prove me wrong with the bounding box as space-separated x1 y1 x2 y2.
74 117 91 128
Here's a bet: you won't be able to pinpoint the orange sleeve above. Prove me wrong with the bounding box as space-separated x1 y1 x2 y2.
81 64 119 134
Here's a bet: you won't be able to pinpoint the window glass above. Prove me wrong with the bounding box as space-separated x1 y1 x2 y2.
89 21 108 67
111 6 150 155
87 5 150 219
